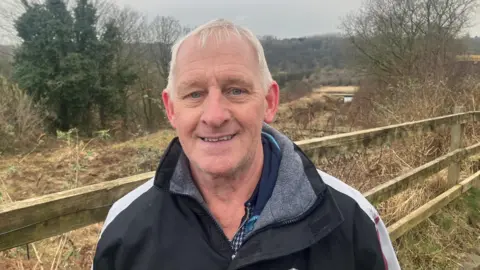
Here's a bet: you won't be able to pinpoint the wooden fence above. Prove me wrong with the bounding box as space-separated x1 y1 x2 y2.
1 111 479 251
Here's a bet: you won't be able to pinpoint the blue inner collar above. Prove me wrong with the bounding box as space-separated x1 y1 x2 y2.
246 132 282 216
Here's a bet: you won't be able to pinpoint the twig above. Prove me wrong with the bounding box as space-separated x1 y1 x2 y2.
0 178 12 202
35 174 43 188
18 135 44 164
17 260 25 270
50 235 65 270
32 244 44 270
390 148 413 169
53 235 69 270
81 137 96 152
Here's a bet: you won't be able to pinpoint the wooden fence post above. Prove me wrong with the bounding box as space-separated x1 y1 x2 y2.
447 106 465 187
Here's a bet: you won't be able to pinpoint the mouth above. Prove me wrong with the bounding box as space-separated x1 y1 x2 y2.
200 134 236 142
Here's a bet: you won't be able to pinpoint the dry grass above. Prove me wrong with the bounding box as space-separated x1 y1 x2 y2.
313 85 359 94
1 78 479 269
395 188 480 269
0 76 44 153
0 127 178 269
0 224 103 270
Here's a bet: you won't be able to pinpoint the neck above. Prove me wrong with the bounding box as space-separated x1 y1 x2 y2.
192 144 264 205
189 141 264 239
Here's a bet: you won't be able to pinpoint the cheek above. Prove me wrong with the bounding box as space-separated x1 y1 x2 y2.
234 103 265 128
174 110 198 132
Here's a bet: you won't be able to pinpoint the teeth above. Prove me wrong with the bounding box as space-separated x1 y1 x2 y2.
203 135 233 142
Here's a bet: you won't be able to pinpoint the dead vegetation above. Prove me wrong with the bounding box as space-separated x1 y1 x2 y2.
0 82 479 269
319 78 480 269
280 79 480 269
0 76 44 154
0 129 176 269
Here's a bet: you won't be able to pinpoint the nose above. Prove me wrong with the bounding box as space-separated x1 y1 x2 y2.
200 89 231 127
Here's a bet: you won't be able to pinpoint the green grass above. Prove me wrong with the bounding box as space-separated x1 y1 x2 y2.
396 188 480 270
463 188 480 226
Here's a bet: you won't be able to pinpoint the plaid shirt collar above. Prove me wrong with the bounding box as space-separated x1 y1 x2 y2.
230 133 281 252
230 203 254 252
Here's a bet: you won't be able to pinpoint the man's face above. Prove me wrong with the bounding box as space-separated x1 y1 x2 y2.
162 34 279 177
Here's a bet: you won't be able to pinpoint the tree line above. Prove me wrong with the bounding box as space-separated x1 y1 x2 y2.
0 0 360 136
0 0 478 139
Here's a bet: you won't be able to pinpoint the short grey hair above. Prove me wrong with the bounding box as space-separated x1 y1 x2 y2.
166 19 273 95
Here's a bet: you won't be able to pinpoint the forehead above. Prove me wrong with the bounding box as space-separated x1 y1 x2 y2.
174 34 260 83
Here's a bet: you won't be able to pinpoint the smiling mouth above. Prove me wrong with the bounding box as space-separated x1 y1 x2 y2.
200 134 236 142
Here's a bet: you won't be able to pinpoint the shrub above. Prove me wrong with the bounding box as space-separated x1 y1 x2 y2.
0 76 44 152
346 77 480 128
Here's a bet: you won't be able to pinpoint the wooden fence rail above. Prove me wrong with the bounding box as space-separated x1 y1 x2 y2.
1 111 479 251
296 112 478 158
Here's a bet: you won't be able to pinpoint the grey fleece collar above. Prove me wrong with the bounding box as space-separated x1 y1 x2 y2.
169 123 318 233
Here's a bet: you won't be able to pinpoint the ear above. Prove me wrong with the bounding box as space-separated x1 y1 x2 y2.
162 89 176 128
264 81 280 123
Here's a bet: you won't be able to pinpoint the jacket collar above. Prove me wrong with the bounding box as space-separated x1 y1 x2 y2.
153 123 344 247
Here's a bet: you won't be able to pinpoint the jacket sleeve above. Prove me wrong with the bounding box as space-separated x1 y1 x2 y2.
92 240 118 270
352 203 401 270
92 179 155 270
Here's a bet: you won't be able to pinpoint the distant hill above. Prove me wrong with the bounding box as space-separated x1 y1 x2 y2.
0 35 353 83
260 34 350 74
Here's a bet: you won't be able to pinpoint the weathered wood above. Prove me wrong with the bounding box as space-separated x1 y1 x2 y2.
447 106 465 186
0 171 154 251
0 206 109 251
297 112 475 158
364 142 480 203
388 170 480 241
1 112 480 251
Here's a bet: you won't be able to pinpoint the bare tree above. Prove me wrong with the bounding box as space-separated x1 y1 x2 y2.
147 16 184 82
342 0 477 82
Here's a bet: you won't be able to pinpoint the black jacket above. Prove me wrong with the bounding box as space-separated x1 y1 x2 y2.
93 125 400 270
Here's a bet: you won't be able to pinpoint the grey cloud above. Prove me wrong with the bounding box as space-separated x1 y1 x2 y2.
114 0 363 37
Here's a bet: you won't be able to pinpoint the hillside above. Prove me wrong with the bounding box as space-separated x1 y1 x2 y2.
260 34 350 72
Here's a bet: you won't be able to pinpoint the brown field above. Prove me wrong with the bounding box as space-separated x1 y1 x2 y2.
313 85 359 94
0 95 479 269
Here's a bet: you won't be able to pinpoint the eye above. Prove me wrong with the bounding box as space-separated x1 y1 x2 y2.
229 88 245 96
188 91 202 99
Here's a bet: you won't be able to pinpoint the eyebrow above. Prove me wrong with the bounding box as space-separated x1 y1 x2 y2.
176 75 254 93
177 78 206 92
220 76 253 89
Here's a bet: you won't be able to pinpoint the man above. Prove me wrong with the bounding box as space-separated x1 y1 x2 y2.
93 19 401 270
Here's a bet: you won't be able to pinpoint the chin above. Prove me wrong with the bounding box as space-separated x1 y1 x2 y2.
196 158 238 176
199 164 235 176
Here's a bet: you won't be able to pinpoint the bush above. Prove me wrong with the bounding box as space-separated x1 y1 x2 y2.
279 80 312 103
346 77 479 128
0 76 44 152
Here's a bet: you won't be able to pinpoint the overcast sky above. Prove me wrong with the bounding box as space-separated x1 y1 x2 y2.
1 0 480 45
113 0 480 38
113 0 362 38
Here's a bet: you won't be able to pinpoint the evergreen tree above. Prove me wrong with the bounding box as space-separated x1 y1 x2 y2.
14 0 75 130
13 0 137 133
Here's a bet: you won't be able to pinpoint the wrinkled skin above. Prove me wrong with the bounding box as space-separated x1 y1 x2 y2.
162 34 279 180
